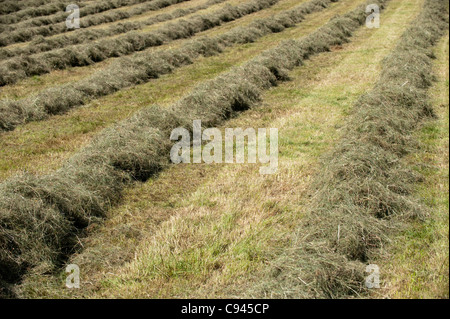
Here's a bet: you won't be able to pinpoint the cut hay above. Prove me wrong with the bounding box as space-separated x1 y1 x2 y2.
0 0 339 132
0 0 74 17
0 0 385 290
0 0 227 60
249 0 449 299
0 0 159 29
0 0 280 86
0 0 187 45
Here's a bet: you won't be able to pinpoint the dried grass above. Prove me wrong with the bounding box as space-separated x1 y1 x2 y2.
249 0 449 298
0 0 376 292
0 0 338 131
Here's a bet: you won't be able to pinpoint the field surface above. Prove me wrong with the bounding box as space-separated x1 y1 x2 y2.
0 0 448 299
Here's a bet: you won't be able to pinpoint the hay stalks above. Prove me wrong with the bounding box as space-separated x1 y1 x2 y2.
1 0 157 30
0 0 338 132
250 0 449 299
0 0 227 60
0 0 76 17
0 0 280 86
0 0 386 295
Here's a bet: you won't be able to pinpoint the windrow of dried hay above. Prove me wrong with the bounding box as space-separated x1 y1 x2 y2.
0 0 228 60
0 0 381 296
0 0 281 86
0 0 339 132
0 0 183 45
0 0 80 17
0 0 159 30
249 0 449 299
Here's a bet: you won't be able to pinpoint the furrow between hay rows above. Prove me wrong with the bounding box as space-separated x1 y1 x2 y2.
248 0 449 299
0 0 90 25
0 0 279 86
0 0 228 60
0 0 188 45
0 0 387 295
0 0 159 30
0 0 339 132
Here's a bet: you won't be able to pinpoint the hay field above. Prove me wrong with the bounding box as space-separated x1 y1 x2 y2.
0 0 448 299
